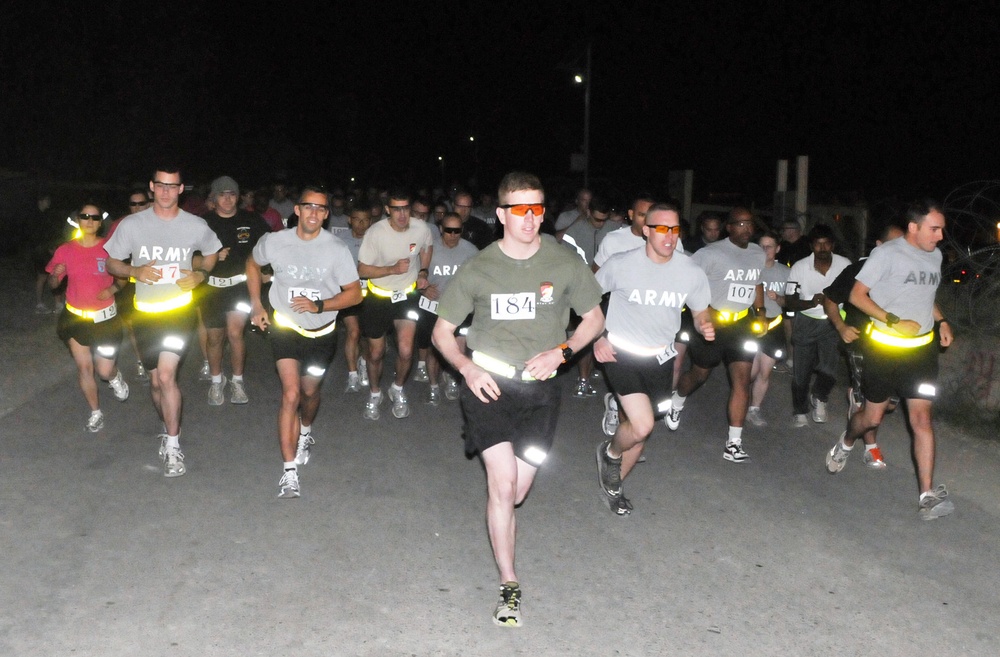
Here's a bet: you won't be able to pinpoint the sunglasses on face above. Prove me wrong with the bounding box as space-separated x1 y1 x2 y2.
129 201 148 207
647 224 681 235
499 203 545 216
77 213 102 221
441 227 463 234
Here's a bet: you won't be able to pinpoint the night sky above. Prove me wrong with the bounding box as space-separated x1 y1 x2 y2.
3 0 998 202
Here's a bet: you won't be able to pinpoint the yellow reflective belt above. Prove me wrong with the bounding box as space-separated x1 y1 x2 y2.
865 323 935 348
65 302 100 319
713 307 749 323
471 350 553 382
134 291 193 314
366 280 417 298
273 311 336 338
767 314 783 330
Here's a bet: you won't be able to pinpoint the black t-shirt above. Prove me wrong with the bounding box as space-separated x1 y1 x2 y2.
463 215 498 251
823 258 868 330
778 239 811 267
203 209 271 278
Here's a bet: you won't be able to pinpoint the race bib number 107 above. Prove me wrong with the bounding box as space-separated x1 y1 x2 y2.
491 293 536 320
727 283 755 304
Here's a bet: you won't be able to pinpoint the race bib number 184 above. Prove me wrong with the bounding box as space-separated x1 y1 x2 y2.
491 293 536 320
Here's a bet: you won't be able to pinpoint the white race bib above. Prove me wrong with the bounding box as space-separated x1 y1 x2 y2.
656 343 678 365
152 263 182 285
726 283 755 304
93 304 117 323
288 287 321 303
418 296 438 314
391 290 408 303
491 293 536 320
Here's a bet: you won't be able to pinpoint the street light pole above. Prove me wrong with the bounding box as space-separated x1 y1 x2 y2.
583 42 591 188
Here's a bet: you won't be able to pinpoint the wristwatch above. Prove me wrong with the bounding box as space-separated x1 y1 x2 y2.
559 343 573 363
885 312 900 327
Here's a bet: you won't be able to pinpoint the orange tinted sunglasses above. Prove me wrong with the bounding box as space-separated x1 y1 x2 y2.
647 224 682 235
499 203 545 216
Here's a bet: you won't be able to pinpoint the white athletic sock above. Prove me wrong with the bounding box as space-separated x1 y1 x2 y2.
283 461 297 471
728 426 743 443
391 383 403 393
348 371 359 380
300 424 311 436
166 434 180 449
417 360 426 369
865 443 878 452
232 375 243 383
748 405 760 413
211 374 223 384
671 392 686 411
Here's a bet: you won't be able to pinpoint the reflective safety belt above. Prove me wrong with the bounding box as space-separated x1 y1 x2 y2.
471 350 554 382
65 302 116 322
864 322 935 348
273 311 337 338
767 314 783 330
607 332 671 357
366 280 416 298
134 291 193 313
712 307 749 323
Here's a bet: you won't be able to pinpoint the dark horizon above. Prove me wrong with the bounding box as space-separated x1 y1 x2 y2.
3 1 998 205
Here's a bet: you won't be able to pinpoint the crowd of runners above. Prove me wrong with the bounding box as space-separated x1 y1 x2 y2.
40 166 956 627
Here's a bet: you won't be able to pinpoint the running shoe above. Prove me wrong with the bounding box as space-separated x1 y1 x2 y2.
427 385 442 406
357 357 369 387
278 469 300 499
572 378 597 398
158 433 168 460
443 372 460 401
364 392 382 420
108 371 129 401
792 414 809 428
746 406 767 427
345 372 361 393
810 394 827 423
596 440 622 498
208 376 227 406
918 485 955 520
295 432 314 466
388 385 410 418
826 432 851 474
163 447 186 477
414 362 429 382
199 360 211 381
86 410 104 433
614 494 634 516
723 441 749 463
135 360 149 383
663 405 681 431
230 380 249 404
601 393 619 436
493 582 522 627
863 446 887 470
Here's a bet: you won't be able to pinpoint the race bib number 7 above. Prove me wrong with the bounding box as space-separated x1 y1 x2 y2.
491 293 536 320
727 283 755 304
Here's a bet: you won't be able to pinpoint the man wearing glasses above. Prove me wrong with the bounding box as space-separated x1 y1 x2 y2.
247 187 362 499
594 203 713 515
357 188 433 420
415 212 478 405
432 172 604 627
665 207 766 463
105 167 223 477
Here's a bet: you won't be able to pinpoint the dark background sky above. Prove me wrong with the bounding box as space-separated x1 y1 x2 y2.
3 0 998 204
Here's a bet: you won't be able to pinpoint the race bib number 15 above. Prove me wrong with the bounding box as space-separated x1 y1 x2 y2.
491 293 536 320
